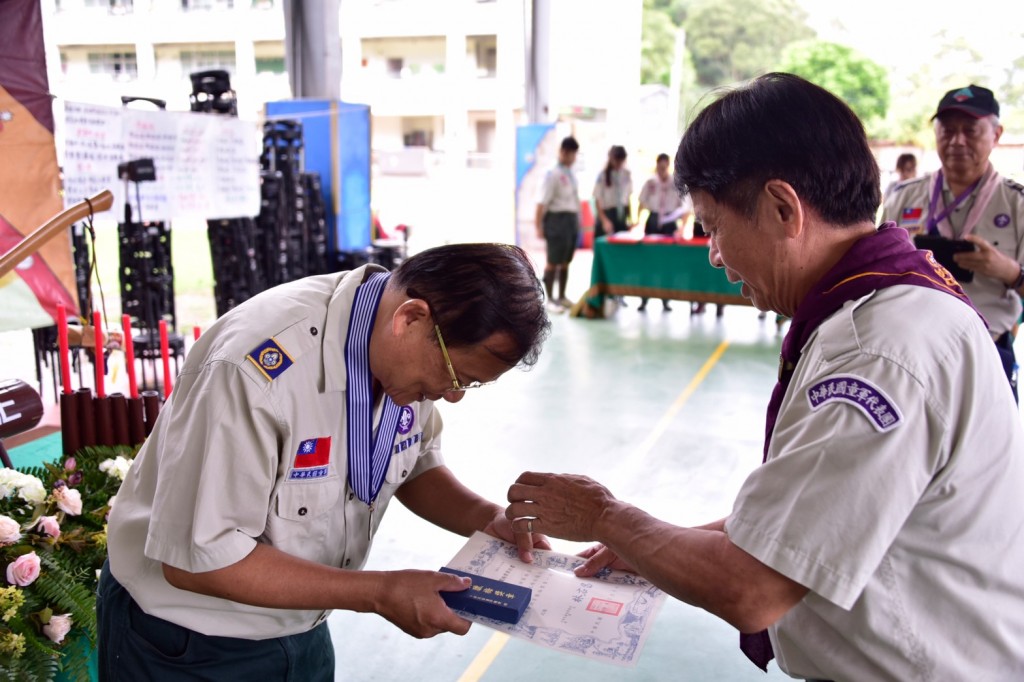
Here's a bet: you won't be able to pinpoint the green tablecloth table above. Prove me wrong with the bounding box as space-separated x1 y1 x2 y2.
573 236 749 318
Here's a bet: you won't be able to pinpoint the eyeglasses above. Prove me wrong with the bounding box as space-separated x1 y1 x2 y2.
434 324 496 392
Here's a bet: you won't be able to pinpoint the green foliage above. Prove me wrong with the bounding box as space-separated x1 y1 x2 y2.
683 0 814 87
1 444 137 680
641 2 678 86
777 40 890 128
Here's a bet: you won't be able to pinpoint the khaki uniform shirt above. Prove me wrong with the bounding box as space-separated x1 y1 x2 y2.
538 164 580 213
107 265 444 639
727 286 1024 680
591 168 633 212
882 169 1024 334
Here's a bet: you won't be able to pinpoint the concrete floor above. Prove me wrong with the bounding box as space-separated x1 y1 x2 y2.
328 299 793 681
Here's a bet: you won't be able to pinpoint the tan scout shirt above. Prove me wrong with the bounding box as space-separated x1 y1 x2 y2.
107 265 444 639
538 164 580 213
728 286 1024 680
882 169 1024 334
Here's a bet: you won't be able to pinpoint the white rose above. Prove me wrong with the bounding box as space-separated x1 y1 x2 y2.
0 469 19 498
99 456 133 481
52 487 82 516
17 478 47 505
42 613 73 644
0 515 21 545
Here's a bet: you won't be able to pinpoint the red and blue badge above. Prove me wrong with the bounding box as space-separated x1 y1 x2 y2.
900 207 923 226
246 337 294 381
290 437 331 480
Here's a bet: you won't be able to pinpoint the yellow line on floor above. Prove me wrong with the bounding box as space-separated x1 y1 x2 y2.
454 340 730 682
625 340 731 466
456 632 510 682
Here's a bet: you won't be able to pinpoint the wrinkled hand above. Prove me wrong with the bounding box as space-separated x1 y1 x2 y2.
482 508 552 564
574 543 637 577
374 570 472 638
505 472 617 542
955 234 1020 284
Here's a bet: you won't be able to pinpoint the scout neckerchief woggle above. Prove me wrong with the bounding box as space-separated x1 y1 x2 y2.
740 222 982 672
344 272 403 515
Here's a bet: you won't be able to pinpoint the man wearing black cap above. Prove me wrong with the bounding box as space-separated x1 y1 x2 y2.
883 84 1024 399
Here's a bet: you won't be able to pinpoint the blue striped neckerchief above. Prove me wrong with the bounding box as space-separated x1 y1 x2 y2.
344 271 403 508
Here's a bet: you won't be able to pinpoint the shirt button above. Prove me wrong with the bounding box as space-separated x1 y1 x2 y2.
298 507 308 516
310 327 318 336
401 469 408 478
345 558 352 567
348 492 355 501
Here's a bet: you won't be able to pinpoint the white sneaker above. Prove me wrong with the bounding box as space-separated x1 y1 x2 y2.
546 301 565 314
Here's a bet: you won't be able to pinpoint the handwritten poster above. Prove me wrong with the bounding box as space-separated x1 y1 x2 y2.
62 102 260 221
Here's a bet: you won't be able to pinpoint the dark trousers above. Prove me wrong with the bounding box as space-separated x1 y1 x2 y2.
995 331 1019 403
595 207 630 239
97 562 335 682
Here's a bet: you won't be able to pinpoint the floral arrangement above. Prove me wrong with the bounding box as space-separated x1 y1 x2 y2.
0 444 137 681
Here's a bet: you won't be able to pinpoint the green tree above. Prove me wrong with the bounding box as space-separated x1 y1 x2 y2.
777 40 890 130
683 0 814 87
641 0 678 85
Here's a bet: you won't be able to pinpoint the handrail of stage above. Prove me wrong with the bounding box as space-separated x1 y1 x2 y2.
0 190 114 280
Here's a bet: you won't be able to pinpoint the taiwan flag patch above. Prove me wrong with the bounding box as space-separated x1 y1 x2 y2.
289 437 331 480
900 207 923 225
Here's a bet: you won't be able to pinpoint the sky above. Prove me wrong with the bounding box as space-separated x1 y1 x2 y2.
799 0 1024 87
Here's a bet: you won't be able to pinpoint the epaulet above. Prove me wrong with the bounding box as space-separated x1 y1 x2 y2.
245 337 295 381
1003 177 1024 196
890 176 928 195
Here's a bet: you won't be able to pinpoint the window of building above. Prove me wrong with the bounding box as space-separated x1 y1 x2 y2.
180 50 236 75
255 57 285 74
81 0 134 13
362 37 445 80
467 35 496 78
181 0 234 10
87 51 138 80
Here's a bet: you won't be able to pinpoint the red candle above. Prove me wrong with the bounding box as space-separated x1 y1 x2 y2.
56 303 72 394
122 314 138 399
93 311 105 399
159 319 173 399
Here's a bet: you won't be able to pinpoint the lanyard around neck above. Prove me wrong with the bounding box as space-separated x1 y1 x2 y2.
927 171 981 236
344 272 403 508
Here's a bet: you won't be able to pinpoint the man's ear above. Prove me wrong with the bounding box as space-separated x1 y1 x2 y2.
391 298 432 337
762 180 804 238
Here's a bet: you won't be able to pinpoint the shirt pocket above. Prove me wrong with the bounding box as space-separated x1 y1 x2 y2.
265 478 342 563
384 447 420 487
276 478 341 521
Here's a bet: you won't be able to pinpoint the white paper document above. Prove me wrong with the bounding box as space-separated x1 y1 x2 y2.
445 532 666 667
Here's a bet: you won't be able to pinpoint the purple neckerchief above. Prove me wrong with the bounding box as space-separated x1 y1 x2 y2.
740 222 978 672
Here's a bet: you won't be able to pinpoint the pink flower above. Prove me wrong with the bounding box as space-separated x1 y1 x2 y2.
43 613 73 644
0 515 20 545
52 486 82 516
63 457 76 472
36 516 61 539
6 552 41 586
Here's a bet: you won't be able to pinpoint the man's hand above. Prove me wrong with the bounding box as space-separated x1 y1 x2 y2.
372 570 473 639
505 471 617 542
575 543 637 577
600 215 613 232
482 508 552 564
956 234 1021 284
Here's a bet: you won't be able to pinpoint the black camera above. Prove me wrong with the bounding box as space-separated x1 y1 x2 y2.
117 158 156 183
